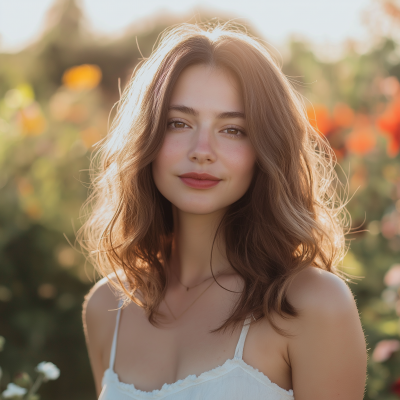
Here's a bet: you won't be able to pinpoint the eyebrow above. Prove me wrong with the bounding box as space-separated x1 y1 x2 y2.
168 105 245 120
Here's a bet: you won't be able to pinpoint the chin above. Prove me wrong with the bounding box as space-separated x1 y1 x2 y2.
172 199 228 215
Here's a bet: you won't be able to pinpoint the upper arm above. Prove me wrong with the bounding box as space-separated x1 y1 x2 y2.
287 268 367 400
82 276 120 398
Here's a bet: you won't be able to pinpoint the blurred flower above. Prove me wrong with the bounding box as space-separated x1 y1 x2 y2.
80 126 102 148
36 362 60 381
62 64 102 91
2 383 27 398
14 372 32 389
381 212 400 239
384 1 400 21
377 93 400 157
384 264 400 287
392 377 400 396
17 102 47 136
345 114 376 155
307 103 353 160
307 104 333 136
372 339 400 362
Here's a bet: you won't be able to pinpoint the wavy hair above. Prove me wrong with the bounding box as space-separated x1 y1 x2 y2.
77 22 350 334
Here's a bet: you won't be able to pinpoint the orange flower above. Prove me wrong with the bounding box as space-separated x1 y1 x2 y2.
345 114 376 155
17 103 47 136
377 94 400 157
307 105 334 136
62 64 102 91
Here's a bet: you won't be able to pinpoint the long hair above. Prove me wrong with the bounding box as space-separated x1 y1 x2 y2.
77 22 350 334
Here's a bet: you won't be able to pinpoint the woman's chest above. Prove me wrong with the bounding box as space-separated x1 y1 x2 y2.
105 302 292 393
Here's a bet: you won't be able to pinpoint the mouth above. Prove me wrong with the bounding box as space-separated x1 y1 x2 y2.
178 172 221 189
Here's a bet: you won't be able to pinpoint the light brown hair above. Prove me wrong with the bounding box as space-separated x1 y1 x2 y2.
77 22 350 333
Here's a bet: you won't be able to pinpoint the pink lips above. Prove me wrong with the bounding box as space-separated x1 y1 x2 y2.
179 172 221 189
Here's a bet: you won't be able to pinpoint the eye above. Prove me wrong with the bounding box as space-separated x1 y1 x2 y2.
168 120 190 129
221 127 246 137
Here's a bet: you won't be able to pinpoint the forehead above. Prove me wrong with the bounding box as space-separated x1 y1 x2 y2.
169 64 243 113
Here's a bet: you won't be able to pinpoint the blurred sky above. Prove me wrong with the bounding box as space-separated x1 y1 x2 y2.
0 0 375 59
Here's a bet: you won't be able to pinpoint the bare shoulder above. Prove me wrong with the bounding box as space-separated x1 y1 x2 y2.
286 266 356 318
83 272 124 343
82 272 127 396
283 267 367 399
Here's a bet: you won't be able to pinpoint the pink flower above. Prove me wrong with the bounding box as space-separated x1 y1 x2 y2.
372 340 400 362
384 265 400 287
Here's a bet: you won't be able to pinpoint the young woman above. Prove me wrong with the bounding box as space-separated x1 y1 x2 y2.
80 23 367 400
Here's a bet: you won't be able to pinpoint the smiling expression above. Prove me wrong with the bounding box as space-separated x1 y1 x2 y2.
152 64 257 215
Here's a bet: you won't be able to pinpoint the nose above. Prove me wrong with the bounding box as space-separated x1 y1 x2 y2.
188 126 216 164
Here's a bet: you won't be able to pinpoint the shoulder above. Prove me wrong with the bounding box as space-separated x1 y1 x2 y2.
286 266 356 318
82 273 128 396
283 267 367 398
82 272 125 347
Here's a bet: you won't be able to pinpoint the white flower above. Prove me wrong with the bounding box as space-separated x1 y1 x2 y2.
2 382 27 398
36 361 60 380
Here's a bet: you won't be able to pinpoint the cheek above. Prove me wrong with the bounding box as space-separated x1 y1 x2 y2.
152 134 183 189
223 142 257 185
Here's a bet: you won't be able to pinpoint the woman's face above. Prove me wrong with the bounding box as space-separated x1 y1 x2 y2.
152 64 257 215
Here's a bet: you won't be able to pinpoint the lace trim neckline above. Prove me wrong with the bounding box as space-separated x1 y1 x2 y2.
103 357 294 399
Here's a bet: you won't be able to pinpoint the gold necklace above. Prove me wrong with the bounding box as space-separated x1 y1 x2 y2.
164 279 215 320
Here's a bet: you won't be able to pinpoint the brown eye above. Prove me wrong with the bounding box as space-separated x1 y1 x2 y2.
169 121 188 129
222 127 245 136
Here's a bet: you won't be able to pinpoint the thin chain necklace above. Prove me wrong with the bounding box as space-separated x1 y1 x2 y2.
172 268 218 291
164 279 215 320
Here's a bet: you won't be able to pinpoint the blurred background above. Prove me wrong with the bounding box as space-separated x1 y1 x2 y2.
0 0 400 398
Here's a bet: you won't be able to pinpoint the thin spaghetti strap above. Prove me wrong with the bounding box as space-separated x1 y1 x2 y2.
109 299 123 371
234 315 252 360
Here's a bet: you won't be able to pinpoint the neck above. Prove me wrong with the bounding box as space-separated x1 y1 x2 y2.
168 205 234 287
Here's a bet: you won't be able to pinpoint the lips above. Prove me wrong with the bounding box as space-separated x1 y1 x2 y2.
179 172 221 189
179 172 220 180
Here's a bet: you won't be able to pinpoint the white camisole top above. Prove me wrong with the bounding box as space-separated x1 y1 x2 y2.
100 299 295 400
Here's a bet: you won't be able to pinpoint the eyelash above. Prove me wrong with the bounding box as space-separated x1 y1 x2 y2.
167 119 246 137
